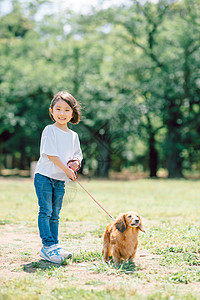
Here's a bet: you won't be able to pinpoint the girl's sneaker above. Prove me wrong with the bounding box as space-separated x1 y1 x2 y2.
56 244 72 259
40 244 64 264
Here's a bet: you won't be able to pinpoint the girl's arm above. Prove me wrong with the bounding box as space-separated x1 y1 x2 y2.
47 155 76 181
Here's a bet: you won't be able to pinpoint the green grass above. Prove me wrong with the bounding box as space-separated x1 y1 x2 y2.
89 259 140 276
1 179 200 223
72 250 102 263
0 178 200 299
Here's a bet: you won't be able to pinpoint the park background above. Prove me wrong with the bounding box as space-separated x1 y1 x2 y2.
0 0 200 179
0 0 200 299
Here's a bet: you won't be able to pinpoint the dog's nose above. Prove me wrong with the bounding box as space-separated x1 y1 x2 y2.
135 218 139 223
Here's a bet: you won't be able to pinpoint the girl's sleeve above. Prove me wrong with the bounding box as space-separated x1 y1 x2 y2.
40 126 59 157
73 134 83 164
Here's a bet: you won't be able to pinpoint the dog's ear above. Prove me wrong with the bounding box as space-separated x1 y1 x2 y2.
138 216 145 233
115 214 126 233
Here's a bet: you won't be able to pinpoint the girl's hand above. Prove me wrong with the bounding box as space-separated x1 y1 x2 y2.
70 160 79 170
65 167 76 181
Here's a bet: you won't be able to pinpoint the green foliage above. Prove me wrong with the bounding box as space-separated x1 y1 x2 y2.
0 0 200 178
0 4 33 38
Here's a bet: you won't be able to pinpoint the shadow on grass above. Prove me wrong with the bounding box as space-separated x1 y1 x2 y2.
22 256 139 275
22 259 68 273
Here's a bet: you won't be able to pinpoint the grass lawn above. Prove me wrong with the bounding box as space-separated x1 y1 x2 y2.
0 177 200 299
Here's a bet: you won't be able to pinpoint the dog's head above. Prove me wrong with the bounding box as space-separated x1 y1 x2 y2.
115 211 145 233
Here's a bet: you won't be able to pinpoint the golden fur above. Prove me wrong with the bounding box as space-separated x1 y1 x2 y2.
102 212 145 264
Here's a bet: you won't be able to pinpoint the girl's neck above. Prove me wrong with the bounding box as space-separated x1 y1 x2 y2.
53 123 71 132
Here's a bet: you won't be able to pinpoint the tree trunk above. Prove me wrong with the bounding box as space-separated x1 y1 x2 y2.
146 115 159 177
96 142 110 177
95 124 111 177
166 132 183 178
0 130 15 174
0 141 3 174
149 133 158 177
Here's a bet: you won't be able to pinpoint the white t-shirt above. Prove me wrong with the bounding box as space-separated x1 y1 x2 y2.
35 124 83 183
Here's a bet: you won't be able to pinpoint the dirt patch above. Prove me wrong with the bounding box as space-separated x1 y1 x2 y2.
0 224 156 279
0 223 200 297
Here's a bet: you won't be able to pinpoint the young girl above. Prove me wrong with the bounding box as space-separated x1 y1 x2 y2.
34 91 82 264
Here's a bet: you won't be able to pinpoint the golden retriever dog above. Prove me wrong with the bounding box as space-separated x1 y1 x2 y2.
102 212 145 264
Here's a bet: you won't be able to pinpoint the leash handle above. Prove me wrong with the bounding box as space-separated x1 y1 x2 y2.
67 159 80 179
67 160 115 221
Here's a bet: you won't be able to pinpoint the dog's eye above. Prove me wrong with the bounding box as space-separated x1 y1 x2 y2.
128 215 132 218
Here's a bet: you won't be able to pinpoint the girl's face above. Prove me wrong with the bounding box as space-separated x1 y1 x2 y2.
49 99 73 127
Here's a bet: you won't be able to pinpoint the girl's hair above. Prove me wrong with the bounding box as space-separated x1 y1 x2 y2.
49 91 81 124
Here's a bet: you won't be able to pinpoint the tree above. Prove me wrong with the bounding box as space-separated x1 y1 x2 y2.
1 0 199 179
101 0 200 177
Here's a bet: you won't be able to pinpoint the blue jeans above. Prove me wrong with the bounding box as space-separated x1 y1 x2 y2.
34 173 65 247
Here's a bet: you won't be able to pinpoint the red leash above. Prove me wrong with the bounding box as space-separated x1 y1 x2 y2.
67 160 115 221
